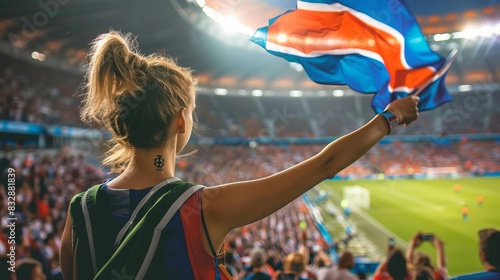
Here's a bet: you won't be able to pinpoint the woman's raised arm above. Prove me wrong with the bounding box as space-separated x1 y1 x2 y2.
202 95 419 251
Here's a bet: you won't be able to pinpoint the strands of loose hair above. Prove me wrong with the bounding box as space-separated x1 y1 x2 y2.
80 30 196 172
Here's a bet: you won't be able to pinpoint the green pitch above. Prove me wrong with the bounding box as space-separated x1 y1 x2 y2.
321 177 500 277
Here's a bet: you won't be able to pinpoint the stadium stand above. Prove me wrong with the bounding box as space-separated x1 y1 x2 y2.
0 54 83 127
2 53 500 145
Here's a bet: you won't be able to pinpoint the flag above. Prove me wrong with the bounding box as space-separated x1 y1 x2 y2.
250 0 452 113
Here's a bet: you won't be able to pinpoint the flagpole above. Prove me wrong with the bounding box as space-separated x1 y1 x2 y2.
411 48 458 97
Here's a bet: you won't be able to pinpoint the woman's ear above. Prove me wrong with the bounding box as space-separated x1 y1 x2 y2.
177 107 187 133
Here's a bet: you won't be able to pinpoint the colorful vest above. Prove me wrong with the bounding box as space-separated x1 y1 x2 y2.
70 177 232 279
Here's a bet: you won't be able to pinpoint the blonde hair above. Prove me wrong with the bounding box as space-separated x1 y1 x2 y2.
413 251 434 271
283 252 307 274
81 31 196 172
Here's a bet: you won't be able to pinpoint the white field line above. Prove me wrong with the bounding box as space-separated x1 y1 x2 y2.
378 187 446 212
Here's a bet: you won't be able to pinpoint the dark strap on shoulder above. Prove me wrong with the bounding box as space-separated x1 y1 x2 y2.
201 204 218 257
200 203 226 280
200 196 226 269
70 184 111 279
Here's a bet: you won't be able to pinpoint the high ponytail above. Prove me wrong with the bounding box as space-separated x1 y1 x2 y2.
80 31 196 172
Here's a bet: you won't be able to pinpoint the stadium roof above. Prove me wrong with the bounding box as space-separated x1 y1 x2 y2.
1 0 499 92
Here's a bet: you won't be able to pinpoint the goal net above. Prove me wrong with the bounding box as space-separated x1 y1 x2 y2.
343 186 370 209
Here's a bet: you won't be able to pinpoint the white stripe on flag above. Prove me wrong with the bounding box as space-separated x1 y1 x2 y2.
266 41 384 64
390 85 415 94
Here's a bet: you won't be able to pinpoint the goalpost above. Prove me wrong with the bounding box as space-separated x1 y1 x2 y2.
425 167 460 179
343 185 370 209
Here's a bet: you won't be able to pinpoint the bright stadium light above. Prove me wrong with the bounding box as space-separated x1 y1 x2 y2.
241 26 255 36
222 16 243 34
433 33 451 42
31 51 46 61
451 32 464 39
197 3 256 36
458 85 472 92
461 27 477 39
289 90 303 97
249 140 258 149
333 89 344 97
478 25 494 37
252 90 264 97
495 23 500 35
196 0 206 7
214 88 228 95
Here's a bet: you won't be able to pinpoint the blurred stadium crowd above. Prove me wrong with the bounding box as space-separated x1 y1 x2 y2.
181 140 500 184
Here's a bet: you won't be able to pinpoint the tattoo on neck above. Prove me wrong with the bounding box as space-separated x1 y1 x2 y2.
154 155 165 171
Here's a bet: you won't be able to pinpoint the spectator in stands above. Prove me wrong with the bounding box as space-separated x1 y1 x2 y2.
0 256 14 280
388 249 411 280
266 250 282 274
373 248 411 280
407 232 448 280
226 251 242 279
411 252 447 280
16 258 47 280
317 251 357 280
242 248 273 280
314 250 333 280
60 31 419 279
414 266 436 280
278 252 315 280
450 228 500 280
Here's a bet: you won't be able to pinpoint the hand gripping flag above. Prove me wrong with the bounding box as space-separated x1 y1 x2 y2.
250 0 453 113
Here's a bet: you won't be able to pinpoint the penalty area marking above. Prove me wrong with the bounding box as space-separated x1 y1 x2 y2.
319 182 408 249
